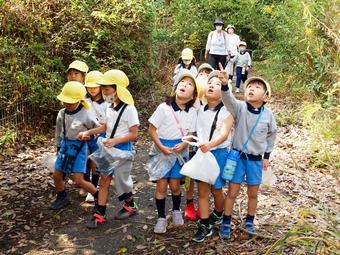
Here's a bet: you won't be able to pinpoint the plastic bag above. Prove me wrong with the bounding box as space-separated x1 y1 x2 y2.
146 153 177 181
180 148 220 184
262 167 277 187
40 153 56 173
89 137 135 175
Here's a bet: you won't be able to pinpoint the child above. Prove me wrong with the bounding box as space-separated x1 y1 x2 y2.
84 71 108 202
218 63 277 239
192 71 234 242
78 70 140 228
148 70 199 233
66 60 89 83
184 63 214 221
231 42 251 93
173 48 198 87
51 81 99 210
225 24 240 81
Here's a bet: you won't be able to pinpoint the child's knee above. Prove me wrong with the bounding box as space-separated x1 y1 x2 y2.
212 189 224 198
247 190 258 200
227 190 239 200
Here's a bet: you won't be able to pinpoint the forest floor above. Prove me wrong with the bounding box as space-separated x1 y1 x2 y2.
0 76 339 255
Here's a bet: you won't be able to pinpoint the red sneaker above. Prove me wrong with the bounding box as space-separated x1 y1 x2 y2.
185 202 196 221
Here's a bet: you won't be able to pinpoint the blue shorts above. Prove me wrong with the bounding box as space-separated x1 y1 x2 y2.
160 138 187 179
55 139 88 174
230 158 262 186
211 148 228 189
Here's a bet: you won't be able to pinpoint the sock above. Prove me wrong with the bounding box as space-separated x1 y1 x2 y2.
200 218 210 227
92 174 99 187
172 194 181 211
156 198 166 218
186 199 194 205
57 190 67 198
246 214 255 223
92 190 99 199
97 205 106 216
125 198 135 207
214 209 223 218
223 215 232 225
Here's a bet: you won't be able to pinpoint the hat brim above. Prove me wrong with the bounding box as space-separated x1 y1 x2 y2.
175 71 200 96
244 77 271 97
66 67 87 73
57 94 80 104
117 86 134 105
85 82 100 88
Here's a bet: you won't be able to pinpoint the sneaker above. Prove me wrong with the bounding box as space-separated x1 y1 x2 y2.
185 202 196 221
228 79 233 86
192 223 213 243
85 193 95 203
236 88 240 93
219 223 231 239
50 196 70 210
172 210 184 225
154 218 167 234
79 188 87 197
86 212 107 229
209 212 223 225
244 221 256 233
114 202 138 220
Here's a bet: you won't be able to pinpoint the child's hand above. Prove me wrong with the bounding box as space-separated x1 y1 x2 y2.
199 143 211 153
102 138 117 148
246 66 251 71
204 52 208 61
89 160 97 173
262 159 269 171
173 142 188 153
160 146 173 156
77 131 91 141
218 63 228 84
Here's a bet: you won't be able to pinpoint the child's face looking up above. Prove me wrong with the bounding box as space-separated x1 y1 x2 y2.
63 102 79 112
175 76 196 101
67 69 85 83
245 81 267 103
206 77 222 100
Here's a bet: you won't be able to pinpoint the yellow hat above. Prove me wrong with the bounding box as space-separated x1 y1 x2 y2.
181 48 194 61
197 63 214 74
85 71 104 88
99 70 134 105
67 60 89 73
57 81 90 109
175 70 200 97
244 77 271 99
239 41 247 47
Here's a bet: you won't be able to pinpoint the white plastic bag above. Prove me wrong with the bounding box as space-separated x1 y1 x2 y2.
146 153 177 181
262 167 277 187
89 137 135 175
180 148 220 184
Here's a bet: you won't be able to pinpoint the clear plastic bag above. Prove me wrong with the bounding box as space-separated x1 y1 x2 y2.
180 148 220 184
89 137 135 175
146 153 177 181
40 153 56 173
262 167 277 187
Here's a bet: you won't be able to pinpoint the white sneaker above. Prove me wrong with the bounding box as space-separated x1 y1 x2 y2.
85 193 95 203
154 218 167 233
228 79 232 86
236 88 240 93
79 188 87 197
172 210 184 225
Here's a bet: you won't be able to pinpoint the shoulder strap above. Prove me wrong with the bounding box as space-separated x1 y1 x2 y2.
110 104 128 139
169 105 185 136
208 107 221 141
63 110 66 139
240 107 264 153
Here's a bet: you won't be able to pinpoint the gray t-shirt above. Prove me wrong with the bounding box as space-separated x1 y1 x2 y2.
55 104 99 147
221 87 276 157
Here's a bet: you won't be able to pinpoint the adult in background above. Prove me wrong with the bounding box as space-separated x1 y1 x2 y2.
204 18 228 70
225 24 240 82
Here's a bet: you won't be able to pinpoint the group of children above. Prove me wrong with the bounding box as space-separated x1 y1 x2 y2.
51 48 276 243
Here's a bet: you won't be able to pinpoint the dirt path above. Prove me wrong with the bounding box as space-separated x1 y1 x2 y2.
1 98 339 254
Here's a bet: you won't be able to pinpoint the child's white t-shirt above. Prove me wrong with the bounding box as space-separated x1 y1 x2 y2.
149 102 197 140
196 103 233 150
105 103 139 138
87 98 109 123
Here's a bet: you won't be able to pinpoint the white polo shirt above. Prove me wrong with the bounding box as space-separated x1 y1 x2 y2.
87 98 109 123
105 102 139 138
148 102 197 140
196 102 233 150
